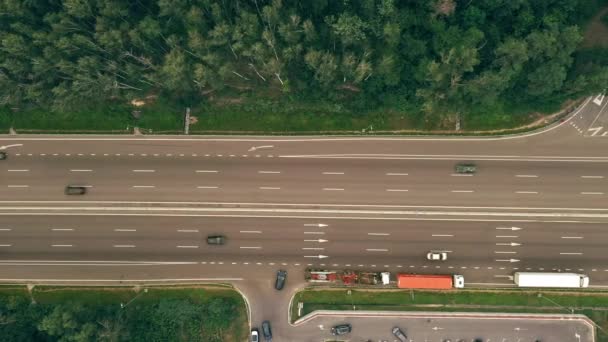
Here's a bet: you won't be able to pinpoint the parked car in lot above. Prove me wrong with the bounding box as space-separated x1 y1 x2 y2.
206 235 225 245
261 321 272 341
250 328 259 342
0 151 6 160
455 163 476 174
65 185 87 195
275 270 287 290
331 324 352 336
427 251 447 261
392 326 407 342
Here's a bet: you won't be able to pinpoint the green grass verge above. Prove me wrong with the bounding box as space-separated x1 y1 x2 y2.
0 285 248 342
10 105 132 132
292 288 608 340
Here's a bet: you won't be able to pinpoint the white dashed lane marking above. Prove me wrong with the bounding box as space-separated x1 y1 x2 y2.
515 175 538 178
7 169 29 172
70 169 92 172
581 175 604 179
132 185 155 188
7 185 28 188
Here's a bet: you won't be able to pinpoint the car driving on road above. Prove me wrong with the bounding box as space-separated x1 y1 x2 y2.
65 185 87 195
331 324 352 336
427 251 448 261
250 328 259 342
206 235 225 245
392 326 407 342
455 163 476 174
0 151 6 160
275 270 287 290
261 321 272 341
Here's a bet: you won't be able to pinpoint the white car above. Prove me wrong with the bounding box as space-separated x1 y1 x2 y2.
427 251 447 261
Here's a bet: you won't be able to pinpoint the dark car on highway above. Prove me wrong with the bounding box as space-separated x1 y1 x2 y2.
0 151 6 160
65 185 87 195
206 235 225 245
392 326 407 342
455 163 476 174
331 324 352 336
275 270 287 290
261 321 272 341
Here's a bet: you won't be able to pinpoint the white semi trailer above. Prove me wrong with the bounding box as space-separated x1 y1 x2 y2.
514 272 589 288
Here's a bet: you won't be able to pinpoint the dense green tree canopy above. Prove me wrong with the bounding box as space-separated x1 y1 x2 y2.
0 0 606 118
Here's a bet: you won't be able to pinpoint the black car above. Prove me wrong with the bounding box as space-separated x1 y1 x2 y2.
331 324 352 336
275 270 287 290
392 326 407 342
261 321 272 341
455 163 476 174
0 151 6 160
65 186 87 195
206 235 225 245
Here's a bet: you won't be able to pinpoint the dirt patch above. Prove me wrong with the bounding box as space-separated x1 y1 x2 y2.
582 5 608 48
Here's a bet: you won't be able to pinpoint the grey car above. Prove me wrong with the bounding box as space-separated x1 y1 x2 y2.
275 270 287 290
206 235 225 245
0 151 6 160
261 321 272 341
65 186 87 195
331 324 352 336
392 326 407 342
455 163 476 174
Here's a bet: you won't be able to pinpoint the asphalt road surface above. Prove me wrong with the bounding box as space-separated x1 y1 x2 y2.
0 95 607 340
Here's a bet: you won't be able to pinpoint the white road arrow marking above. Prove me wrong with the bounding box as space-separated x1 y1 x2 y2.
496 227 522 231
304 239 328 243
588 127 603 136
304 255 329 259
496 242 522 246
0 144 23 150
304 223 328 227
495 259 520 263
593 93 605 106
248 145 274 152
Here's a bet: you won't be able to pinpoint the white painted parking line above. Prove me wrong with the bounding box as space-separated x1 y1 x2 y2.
515 175 538 178
259 187 281 190
560 252 583 255
258 171 281 174
323 172 345 175
51 245 73 247
7 185 28 188
581 192 604 195
197 186 219 189
132 185 155 188
432 234 454 237
51 228 74 231
114 229 136 232
239 246 262 249
581 175 604 179
515 191 539 194
196 170 218 173
451 190 473 193
70 169 92 172
240 230 262 234
368 233 390 236
132 170 155 173
561 236 583 239
386 189 409 192
177 229 199 233
7 169 29 172
366 248 389 252
177 245 199 249
386 173 408 176
113 245 135 248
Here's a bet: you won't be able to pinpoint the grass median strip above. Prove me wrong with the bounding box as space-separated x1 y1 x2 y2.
292 287 608 340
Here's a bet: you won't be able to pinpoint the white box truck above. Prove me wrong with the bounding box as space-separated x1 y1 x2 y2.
514 272 589 288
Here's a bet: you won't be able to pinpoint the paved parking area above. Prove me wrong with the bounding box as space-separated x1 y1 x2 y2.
292 311 595 342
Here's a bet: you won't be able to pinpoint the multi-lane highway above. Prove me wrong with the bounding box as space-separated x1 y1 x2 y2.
0 95 607 340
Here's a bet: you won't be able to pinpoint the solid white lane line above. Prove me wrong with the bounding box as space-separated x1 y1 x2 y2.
258 171 281 174
0 244 11 247
51 244 72 247
323 188 344 191
114 229 136 232
240 230 262 234
494 251 517 254
561 236 583 239
7 185 28 188
70 169 92 172
516 175 538 178
303 232 325 235
132 170 155 173
239 246 261 249
368 233 390 236
259 187 280 190
560 252 583 255
7 169 29 172
0 229 12 231
451 190 473 193
132 185 155 188
196 170 218 173
451 174 473 177
581 176 604 179
51 228 74 231
515 191 539 194
113 245 135 248
323 172 345 175
432 234 454 237
581 192 604 195
496 235 518 238
366 248 389 252
197 186 219 189
177 229 199 233
177 245 199 249
302 247 324 250
386 173 408 176
386 189 409 192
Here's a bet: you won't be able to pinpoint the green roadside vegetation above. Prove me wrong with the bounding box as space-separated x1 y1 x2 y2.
0 284 248 342
292 288 608 341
